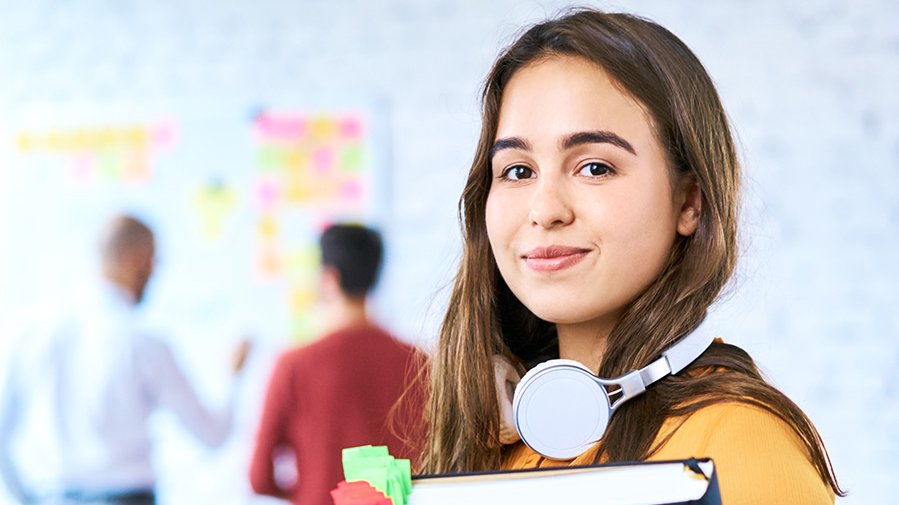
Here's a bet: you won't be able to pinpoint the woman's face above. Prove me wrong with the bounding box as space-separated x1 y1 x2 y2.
485 56 698 333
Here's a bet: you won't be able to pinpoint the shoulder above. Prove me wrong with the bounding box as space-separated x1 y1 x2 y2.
271 346 307 375
653 402 834 505
1 303 78 371
359 325 420 355
274 326 422 380
666 402 803 450
269 341 338 379
131 335 184 378
284 333 341 366
657 402 774 444
306 324 414 355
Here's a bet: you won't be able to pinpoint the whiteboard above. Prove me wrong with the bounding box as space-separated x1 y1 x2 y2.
0 100 388 346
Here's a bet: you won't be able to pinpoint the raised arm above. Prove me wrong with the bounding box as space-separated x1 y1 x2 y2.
248 353 295 499
137 337 235 448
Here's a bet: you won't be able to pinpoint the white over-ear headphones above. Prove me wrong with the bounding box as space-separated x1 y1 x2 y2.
512 324 715 460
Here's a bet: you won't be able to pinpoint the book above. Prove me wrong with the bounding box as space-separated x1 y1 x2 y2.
333 446 719 505
406 459 720 505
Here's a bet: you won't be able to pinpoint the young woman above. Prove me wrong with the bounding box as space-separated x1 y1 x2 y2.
421 9 843 504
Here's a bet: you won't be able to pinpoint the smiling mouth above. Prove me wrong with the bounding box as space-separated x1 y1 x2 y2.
522 246 591 272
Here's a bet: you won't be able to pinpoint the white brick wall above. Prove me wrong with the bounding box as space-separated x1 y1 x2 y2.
0 0 895 503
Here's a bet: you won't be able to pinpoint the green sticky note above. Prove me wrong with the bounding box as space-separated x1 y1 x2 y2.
398 459 412 495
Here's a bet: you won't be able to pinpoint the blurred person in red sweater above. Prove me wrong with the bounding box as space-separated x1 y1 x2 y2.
248 223 425 505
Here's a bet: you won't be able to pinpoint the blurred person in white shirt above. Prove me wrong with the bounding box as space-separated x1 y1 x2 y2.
0 214 249 505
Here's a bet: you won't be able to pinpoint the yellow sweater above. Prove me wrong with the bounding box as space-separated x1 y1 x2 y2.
502 402 834 505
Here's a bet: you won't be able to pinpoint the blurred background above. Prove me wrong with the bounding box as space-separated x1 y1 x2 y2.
0 0 896 503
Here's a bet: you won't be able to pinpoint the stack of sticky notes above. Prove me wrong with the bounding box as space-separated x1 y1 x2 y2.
331 445 412 505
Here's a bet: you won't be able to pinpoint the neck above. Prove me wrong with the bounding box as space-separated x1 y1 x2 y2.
102 271 138 305
324 295 369 333
555 313 619 373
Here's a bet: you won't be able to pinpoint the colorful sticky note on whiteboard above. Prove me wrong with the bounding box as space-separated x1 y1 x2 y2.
257 246 282 278
193 180 237 240
313 147 334 174
152 122 177 147
71 154 93 184
256 181 281 212
286 247 320 277
339 116 363 140
14 122 176 184
284 180 313 203
257 214 279 239
290 313 318 343
254 112 307 140
289 285 316 313
257 145 282 171
340 144 364 171
340 180 364 201
310 116 336 140
16 133 34 151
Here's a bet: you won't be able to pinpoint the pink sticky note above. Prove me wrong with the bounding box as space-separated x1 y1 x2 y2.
255 113 307 140
313 148 334 174
281 116 307 139
153 122 177 148
70 154 94 184
340 180 364 200
339 116 363 139
256 181 280 211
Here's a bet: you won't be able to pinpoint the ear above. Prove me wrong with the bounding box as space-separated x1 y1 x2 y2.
676 175 702 237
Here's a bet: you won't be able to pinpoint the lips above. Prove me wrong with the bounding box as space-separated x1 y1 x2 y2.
521 246 591 272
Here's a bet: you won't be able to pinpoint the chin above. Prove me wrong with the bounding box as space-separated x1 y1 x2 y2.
521 301 605 326
518 287 625 326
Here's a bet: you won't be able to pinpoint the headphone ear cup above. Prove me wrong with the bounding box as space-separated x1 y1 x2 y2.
513 360 611 460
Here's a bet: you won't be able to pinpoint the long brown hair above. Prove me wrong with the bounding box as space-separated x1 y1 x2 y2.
422 8 843 496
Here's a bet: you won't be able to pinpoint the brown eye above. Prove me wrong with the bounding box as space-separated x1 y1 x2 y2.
503 165 536 180
577 162 613 177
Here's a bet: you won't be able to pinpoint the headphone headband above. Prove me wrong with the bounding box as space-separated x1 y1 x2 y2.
662 323 716 375
635 323 716 389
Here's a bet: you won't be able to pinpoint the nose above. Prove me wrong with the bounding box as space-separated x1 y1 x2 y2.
528 177 574 229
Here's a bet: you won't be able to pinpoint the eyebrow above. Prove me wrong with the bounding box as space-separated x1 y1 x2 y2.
488 137 531 160
489 130 637 160
562 130 636 155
